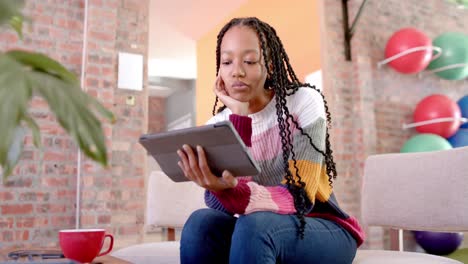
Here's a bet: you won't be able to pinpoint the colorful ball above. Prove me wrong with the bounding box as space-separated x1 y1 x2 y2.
385 28 433 74
413 94 462 138
447 0 468 9
458 95 468 129
400 134 452 153
448 129 468 148
427 32 468 80
447 248 468 263
413 231 464 256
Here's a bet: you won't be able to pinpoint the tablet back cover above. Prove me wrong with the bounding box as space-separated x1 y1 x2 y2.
139 121 260 182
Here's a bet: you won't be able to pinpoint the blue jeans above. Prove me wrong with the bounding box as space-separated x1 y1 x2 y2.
180 208 357 264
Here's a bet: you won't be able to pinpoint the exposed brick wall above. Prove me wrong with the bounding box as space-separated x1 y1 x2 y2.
320 0 467 250
78 0 149 249
0 0 83 248
0 0 149 249
148 96 166 133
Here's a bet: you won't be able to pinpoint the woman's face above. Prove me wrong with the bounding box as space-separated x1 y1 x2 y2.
219 25 269 104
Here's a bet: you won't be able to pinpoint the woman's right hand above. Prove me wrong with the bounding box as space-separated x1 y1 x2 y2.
214 75 249 116
177 145 238 192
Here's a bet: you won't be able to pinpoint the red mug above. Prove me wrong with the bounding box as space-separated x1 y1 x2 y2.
59 229 114 263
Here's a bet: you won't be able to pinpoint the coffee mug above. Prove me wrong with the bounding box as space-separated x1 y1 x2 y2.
59 229 114 263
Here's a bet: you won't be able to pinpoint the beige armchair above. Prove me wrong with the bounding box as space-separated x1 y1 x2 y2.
354 146 468 263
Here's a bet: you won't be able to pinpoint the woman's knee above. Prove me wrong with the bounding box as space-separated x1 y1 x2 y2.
181 208 237 261
184 208 213 230
183 209 217 237
233 212 281 239
182 208 236 239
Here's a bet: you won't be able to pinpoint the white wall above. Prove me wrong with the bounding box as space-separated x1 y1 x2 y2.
147 0 247 79
147 19 197 79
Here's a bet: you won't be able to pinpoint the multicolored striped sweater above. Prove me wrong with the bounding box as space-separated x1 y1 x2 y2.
206 87 365 246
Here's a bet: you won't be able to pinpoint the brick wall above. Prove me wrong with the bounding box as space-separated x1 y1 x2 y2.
0 0 83 248
0 0 150 249
148 96 166 133
320 0 467 249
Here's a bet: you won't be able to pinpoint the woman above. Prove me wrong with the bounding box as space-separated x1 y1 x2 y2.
177 17 364 264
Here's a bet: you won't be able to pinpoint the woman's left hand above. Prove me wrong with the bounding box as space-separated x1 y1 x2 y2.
177 144 238 192
213 74 249 115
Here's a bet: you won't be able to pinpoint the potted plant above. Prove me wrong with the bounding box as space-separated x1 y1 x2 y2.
0 0 115 179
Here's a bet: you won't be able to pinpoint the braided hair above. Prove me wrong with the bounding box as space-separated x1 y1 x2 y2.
212 17 337 239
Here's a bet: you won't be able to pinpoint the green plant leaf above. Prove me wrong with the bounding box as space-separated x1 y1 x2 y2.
6 50 79 84
9 15 24 39
29 71 111 166
2 126 27 179
0 0 25 26
89 96 117 124
23 114 41 148
1 51 114 179
0 53 32 178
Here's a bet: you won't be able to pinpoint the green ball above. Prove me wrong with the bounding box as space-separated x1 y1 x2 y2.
447 248 468 263
452 0 468 6
447 0 468 4
427 32 468 80
400 134 453 153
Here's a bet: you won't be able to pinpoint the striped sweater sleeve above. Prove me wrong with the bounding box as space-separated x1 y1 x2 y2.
210 89 331 215
205 114 297 214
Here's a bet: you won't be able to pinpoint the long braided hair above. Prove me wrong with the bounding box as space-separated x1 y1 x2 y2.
212 17 337 239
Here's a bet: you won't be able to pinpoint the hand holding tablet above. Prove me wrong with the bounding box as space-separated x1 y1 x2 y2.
176 144 238 192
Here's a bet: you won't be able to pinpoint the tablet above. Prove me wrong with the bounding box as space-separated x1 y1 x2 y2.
139 121 261 182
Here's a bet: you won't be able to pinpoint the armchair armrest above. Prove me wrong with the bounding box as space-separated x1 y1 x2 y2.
147 171 206 230
361 146 468 231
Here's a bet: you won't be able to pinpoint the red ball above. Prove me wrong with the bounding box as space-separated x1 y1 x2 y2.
385 28 432 74
414 94 462 138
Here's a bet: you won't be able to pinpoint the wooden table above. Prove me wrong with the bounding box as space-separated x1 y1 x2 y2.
0 248 131 263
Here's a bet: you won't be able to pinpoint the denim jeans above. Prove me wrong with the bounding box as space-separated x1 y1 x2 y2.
180 208 357 264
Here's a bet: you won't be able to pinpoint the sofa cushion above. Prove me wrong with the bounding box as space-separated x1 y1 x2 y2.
147 171 206 228
111 241 180 264
353 250 462 264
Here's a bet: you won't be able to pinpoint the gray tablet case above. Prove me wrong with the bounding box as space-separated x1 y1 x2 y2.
139 121 261 182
